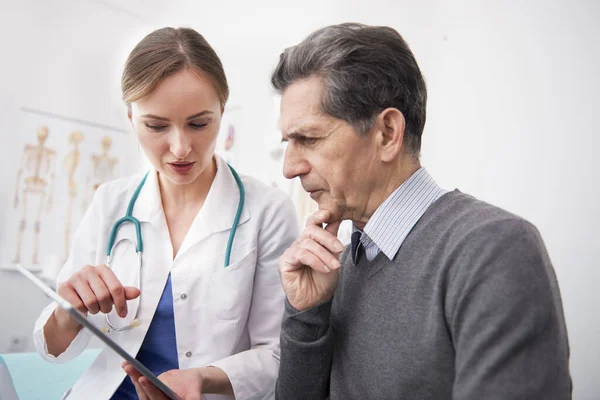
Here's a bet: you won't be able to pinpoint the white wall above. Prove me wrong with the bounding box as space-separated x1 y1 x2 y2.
0 0 149 223
0 0 150 357
0 0 597 398
422 2 600 398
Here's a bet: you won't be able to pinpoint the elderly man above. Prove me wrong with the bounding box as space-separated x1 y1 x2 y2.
272 23 571 400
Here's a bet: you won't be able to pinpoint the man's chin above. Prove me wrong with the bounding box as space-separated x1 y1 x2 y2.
309 190 323 201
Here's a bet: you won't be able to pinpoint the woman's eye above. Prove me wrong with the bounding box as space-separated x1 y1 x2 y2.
145 123 167 132
190 122 208 130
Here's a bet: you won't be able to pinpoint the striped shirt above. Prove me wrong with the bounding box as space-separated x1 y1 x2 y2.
354 167 448 262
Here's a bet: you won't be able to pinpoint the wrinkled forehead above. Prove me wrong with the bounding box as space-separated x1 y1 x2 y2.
279 77 327 135
279 114 327 139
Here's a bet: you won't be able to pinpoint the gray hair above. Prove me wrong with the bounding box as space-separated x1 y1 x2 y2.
271 23 427 155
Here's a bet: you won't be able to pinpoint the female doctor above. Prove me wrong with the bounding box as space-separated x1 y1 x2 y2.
33 27 298 400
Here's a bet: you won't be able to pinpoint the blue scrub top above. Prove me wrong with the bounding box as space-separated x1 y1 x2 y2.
111 273 179 399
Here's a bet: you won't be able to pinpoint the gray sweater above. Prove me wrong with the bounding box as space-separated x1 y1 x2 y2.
276 190 571 399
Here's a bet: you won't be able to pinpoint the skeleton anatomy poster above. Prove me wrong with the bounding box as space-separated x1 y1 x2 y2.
0 109 138 272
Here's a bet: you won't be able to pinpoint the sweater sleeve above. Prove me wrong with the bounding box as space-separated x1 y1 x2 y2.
275 299 334 400
447 218 572 400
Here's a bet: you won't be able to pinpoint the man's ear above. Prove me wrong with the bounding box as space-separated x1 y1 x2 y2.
375 108 405 162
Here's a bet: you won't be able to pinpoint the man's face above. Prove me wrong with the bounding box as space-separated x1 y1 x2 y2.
280 76 379 223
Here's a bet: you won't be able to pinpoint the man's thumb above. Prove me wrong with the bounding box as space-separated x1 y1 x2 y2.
325 220 342 237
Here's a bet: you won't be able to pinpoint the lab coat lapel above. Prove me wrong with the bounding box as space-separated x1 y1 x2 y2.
176 155 250 258
111 168 172 266
130 168 164 227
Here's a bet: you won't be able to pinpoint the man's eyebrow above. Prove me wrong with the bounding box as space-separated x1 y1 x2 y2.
288 132 310 139
282 129 322 142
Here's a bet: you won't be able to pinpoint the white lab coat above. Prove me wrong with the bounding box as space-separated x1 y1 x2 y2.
33 155 299 400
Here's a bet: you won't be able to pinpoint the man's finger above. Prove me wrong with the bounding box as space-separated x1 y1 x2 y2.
303 224 344 254
325 220 342 237
297 237 341 270
306 210 330 227
295 248 332 273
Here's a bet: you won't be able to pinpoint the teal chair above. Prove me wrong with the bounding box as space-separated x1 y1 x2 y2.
0 349 100 400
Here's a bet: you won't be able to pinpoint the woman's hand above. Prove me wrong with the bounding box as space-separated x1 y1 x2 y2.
44 264 141 357
53 264 140 330
123 363 207 400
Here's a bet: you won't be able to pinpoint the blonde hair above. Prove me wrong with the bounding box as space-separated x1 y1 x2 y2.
121 27 229 107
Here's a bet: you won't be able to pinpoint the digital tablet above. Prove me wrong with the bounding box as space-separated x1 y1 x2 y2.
17 264 182 400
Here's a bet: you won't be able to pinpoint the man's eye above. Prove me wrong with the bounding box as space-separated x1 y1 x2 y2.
301 137 318 145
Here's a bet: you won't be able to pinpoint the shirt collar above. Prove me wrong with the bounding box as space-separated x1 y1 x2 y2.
356 167 447 261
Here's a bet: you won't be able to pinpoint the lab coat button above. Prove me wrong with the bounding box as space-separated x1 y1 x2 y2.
180 293 187 300
185 351 192 358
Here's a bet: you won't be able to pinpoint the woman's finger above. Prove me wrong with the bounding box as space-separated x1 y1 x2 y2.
86 271 114 314
139 376 170 399
97 266 129 317
70 275 100 314
123 362 149 400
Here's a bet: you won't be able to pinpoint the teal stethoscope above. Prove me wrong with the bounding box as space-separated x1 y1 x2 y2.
102 164 245 333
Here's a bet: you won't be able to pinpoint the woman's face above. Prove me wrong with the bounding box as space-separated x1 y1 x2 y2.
129 68 223 186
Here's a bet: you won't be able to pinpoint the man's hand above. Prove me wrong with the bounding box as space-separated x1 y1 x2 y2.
279 209 344 311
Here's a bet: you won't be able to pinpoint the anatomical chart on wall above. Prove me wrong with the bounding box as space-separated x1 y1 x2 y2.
81 135 120 211
0 111 134 273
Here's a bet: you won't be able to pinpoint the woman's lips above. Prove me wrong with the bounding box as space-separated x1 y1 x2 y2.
168 161 195 174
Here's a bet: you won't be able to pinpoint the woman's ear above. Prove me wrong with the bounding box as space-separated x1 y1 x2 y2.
127 104 136 132
376 108 405 162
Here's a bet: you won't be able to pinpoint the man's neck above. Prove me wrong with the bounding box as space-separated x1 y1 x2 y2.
352 157 421 230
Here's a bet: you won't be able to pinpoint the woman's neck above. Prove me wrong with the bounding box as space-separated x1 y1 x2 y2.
158 157 217 212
